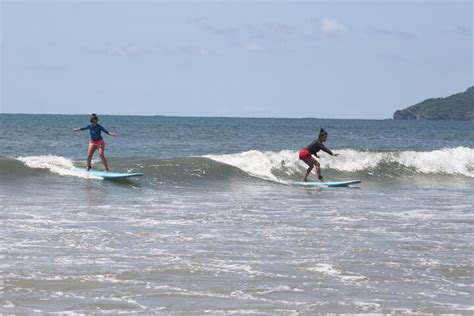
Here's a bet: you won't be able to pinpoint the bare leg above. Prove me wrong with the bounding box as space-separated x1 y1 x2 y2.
303 161 313 182
315 161 323 181
302 157 316 181
86 145 97 171
98 146 109 172
302 157 322 181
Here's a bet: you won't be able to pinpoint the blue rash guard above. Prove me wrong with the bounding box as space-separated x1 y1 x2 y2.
80 124 110 142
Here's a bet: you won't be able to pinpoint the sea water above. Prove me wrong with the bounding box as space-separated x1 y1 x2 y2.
1 114 473 314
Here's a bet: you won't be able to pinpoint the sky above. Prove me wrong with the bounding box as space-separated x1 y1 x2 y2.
1 0 472 119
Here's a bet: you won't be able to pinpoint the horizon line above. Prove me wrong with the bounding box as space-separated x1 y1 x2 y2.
0 112 393 121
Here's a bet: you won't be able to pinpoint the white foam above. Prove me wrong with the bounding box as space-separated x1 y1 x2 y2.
327 147 474 176
206 147 474 180
2 301 15 308
255 285 303 295
321 149 387 172
206 149 299 182
307 263 341 276
306 263 366 283
352 300 381 311
16 155 100 179
398 147 474 176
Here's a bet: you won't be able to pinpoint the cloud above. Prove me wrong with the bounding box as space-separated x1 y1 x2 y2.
452 25 472 37
321 18 348 35
188 16 294 54
108 45 141 57
189 17 293 44
177 45 215 57
377 53 411 64
188 17 239 39
241 41 265 52
246 22 292 41
367 26 417 40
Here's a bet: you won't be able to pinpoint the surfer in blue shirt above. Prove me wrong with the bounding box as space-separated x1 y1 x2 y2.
73 114 116 171
298 128 338 182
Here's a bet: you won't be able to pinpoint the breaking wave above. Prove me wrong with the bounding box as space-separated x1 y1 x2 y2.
2 147 473 184
205 147 474 180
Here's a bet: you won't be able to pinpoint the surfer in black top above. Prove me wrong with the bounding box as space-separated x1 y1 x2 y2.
298 128 338 182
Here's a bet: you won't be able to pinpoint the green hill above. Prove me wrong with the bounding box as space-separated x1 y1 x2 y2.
393 87 474 121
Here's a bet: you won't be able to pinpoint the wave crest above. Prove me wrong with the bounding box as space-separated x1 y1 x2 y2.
16 155 99 179
5 147 474 183
206 147 474 179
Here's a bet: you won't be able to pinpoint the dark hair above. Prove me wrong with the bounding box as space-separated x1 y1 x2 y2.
319 128 328 138
90 113 98 123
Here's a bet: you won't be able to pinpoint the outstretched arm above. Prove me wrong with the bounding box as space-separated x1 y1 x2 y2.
73 126 89 132
100 125 116 136
320 143 338 156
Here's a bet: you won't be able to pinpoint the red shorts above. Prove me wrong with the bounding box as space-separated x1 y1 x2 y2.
299 148 312 160
89 139 105 147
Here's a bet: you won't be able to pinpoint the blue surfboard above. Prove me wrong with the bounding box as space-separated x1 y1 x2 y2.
89 170 143 180
293 180 361 187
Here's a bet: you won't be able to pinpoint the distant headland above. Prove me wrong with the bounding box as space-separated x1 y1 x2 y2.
393 86 474 121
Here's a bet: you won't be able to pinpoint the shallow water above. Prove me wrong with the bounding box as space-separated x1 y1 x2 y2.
1 114 473 313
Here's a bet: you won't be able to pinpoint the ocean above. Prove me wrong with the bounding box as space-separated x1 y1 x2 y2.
1 114 473 314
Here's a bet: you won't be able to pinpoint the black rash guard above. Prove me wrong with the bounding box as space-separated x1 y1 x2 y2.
305 139 334 156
